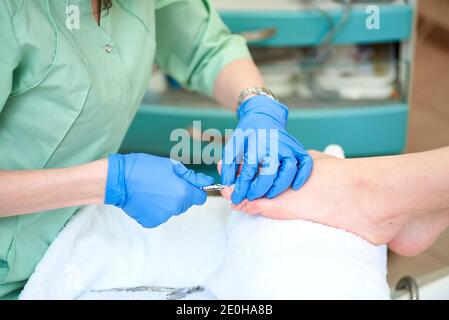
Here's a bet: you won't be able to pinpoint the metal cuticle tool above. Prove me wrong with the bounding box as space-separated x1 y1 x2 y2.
201 184 226 192
90 285 205 300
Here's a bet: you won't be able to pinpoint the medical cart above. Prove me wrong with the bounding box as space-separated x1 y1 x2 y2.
120 0 417 178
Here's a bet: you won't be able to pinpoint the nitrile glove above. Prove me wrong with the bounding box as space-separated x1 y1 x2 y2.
105 153 214 228
221 95 313 204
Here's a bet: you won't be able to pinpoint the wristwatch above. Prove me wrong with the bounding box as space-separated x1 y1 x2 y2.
237 86 278 106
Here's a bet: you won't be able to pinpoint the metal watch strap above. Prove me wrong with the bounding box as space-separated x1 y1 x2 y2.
237 87 278 106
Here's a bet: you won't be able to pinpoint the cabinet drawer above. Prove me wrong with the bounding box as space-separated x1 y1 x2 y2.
219 4 413 46
120 102 408 159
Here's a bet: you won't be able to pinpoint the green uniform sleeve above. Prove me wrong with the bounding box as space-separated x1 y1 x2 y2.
155 0 251 97
0 2 21 113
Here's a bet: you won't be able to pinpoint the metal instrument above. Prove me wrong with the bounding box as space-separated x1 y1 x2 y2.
90 285 205 300
395 276 420 300
201 184 226 192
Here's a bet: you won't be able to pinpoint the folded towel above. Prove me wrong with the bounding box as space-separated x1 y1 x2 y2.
20 200 389 300
207 212 389 299
20 145 389 300
20 200 230 299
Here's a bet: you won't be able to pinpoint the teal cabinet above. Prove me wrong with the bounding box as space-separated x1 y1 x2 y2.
120 2 414 163
220 4 413 46
121 103 408 157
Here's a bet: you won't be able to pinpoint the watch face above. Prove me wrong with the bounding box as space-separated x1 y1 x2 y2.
238 87 277 106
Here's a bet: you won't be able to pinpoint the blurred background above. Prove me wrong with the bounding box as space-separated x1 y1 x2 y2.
119 0 449 293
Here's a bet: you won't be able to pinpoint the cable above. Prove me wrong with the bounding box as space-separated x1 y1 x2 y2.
299 0 353 102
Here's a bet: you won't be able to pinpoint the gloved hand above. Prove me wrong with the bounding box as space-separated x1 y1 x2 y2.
221 95 313 204
105 153 214 228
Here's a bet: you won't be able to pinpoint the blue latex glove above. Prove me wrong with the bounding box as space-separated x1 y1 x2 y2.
221 95 313 204
105 153 214 228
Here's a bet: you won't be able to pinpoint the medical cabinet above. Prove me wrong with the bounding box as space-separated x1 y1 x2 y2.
120 0 417 176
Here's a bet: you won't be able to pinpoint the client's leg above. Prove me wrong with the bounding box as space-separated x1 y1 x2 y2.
219 148 449 256
388 208 449 256
219 153 406 246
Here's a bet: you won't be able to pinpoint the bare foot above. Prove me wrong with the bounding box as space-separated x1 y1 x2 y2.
388 208 449 256
217 151 406 245
218 152 449 256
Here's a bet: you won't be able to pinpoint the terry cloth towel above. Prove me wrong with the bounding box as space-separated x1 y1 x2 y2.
19 146 390 300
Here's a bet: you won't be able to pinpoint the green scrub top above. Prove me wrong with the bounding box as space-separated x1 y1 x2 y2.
0 0 249 299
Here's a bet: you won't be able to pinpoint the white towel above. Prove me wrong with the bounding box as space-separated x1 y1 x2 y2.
207 212 389 299
19 200 389 300
19 200 230 299
19 145 390 300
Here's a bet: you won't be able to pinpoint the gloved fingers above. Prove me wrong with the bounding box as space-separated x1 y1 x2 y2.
217 160 243 177
217 160 236 201
138 214 170 228
172 161 211 207
231 157 259 205
246 156 278 201
172 160 214 187
189 185 208 206
128 204 172 228
221 136 244 186
174 183 208 214
292 153 313 190
266 155 298 199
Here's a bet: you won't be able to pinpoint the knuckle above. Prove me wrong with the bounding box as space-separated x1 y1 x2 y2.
240 167 256 179
284 162 298 171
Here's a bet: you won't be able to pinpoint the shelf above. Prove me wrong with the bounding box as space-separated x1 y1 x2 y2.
219 3 413 46
142 88 404 110
143 56 409 108
120 102 408 158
